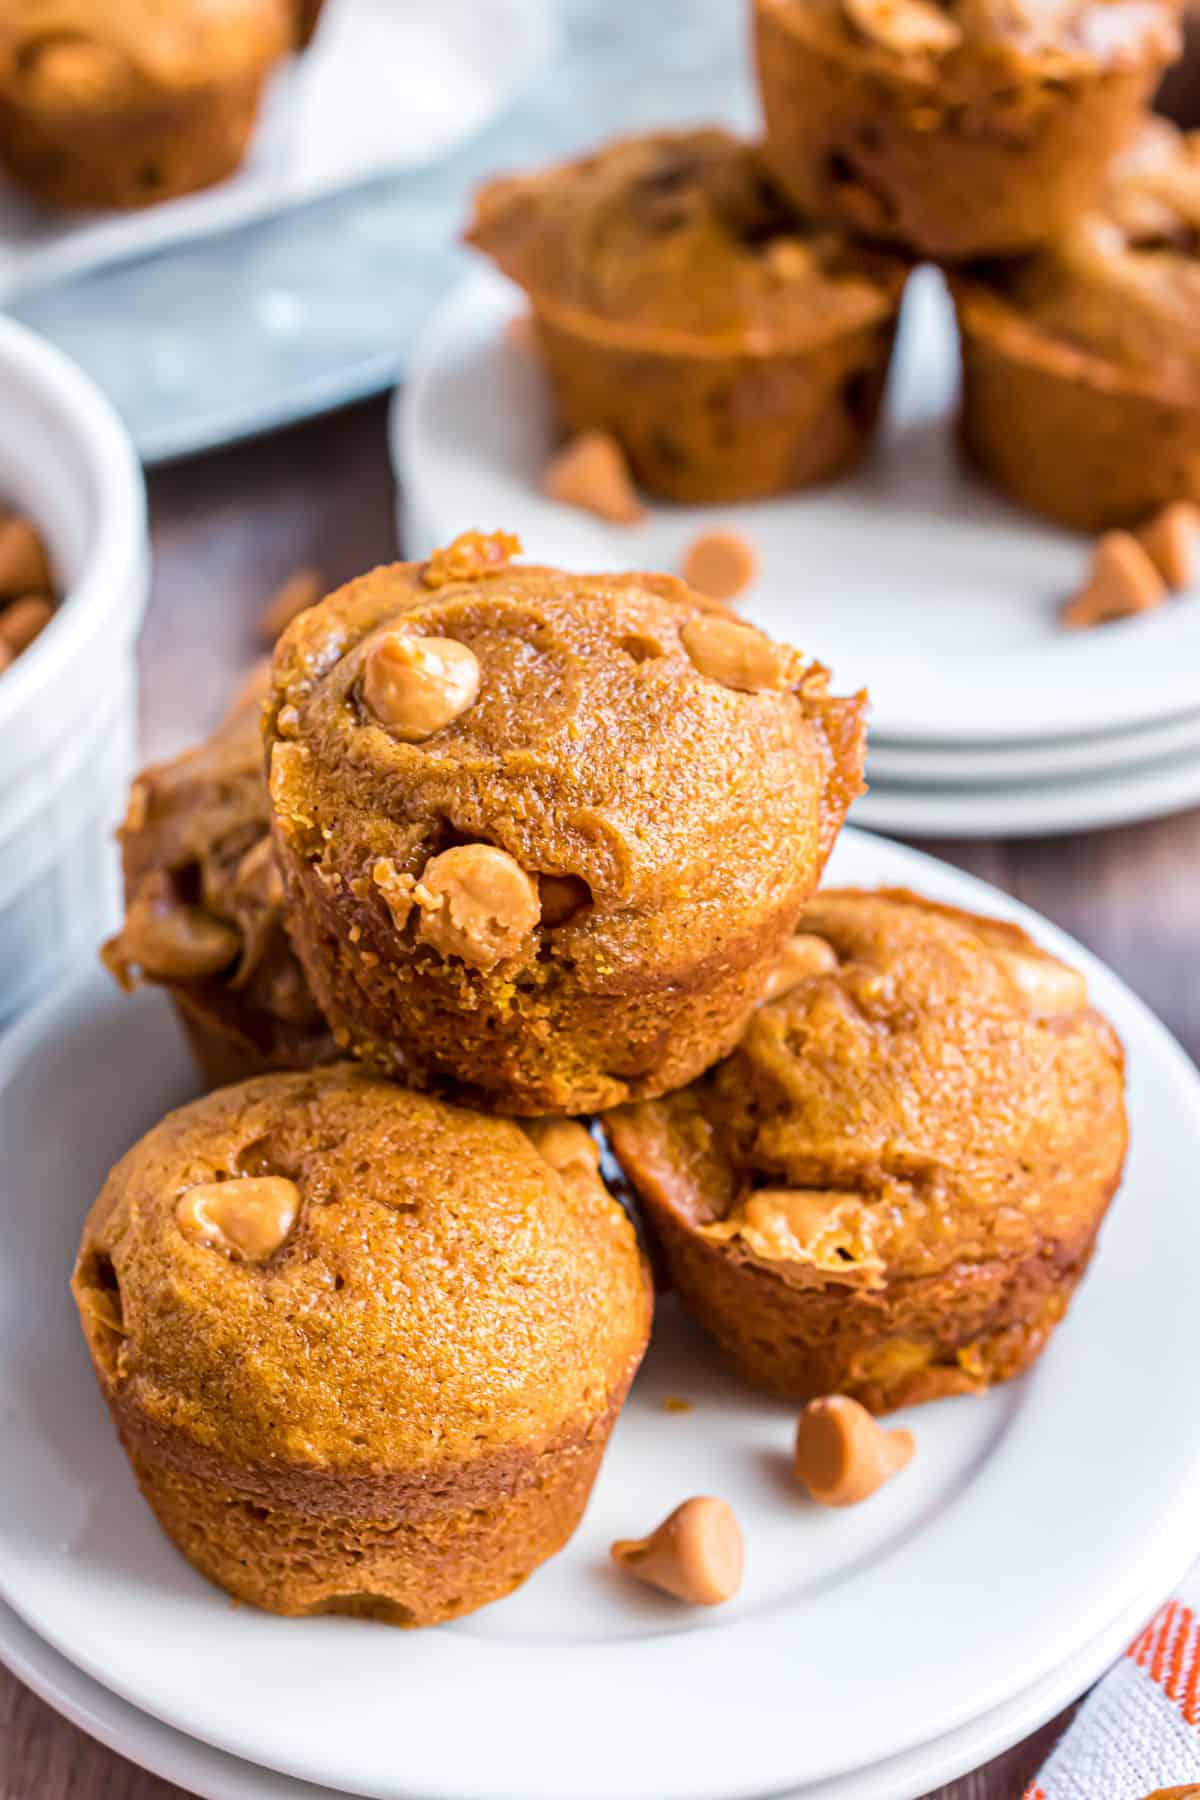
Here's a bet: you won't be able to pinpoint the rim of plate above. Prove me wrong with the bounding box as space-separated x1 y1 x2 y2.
396 270 1200 747
866 707 1200 788
3 830 1200 1800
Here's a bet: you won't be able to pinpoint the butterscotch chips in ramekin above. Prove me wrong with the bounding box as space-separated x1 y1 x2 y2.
0 0 291 211
72 1066 652 1625
754 0 1180 259
954 121 1200 530
102 667 336 1089
0 509 56 673
264 532 866 1115
468 128 908 504
605 888 1128 1415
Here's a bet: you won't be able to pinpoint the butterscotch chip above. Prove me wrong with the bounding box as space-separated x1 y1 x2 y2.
844 0 962 52
543 431 644 525
611 1497 744 1605
794 1395 915 1506
258 568 323 645
1137 501 1198 590
120 872 241 983
0 594 53 653
761 932 838 1002
417 844 540 970
422 530 521 589
1061 532 1166 630
681 614 797 692
524 1118 601 1175
0 517 51 599
681 530 758 602
175 1176 300 1263
362 632 481 741
997 949 1087 1014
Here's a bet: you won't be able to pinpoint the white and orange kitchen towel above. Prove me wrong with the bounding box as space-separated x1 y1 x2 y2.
1026 1573 1200 1797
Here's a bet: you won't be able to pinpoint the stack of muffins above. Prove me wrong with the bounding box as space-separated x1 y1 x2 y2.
467 0 1200 533
83 527 1128 1625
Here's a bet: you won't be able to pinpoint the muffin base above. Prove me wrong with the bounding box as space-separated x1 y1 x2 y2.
533 302 902 505
114 1397 629 1626
753 0 1170 258
0 72 275 210
953 277 1200 530
283 854 830 1115
172 990 336 1090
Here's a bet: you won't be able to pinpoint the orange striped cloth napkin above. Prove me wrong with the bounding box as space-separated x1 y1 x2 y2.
1025 1578 1200 1797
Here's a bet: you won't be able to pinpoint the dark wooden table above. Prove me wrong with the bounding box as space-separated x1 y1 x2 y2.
5 396 1198 1800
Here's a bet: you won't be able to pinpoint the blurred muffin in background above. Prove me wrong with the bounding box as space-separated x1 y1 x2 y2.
0 0 291 210
953 119 1200 529
467 128 908 504
753 0 1181 259
103 666 335 1088
607 888 1128 1413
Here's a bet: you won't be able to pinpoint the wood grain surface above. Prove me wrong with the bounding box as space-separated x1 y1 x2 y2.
5 396 1198 1800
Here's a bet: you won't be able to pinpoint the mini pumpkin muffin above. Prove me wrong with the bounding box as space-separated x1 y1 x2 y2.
466 129 908 504
102 667 335 1088
606 888 1127 1415
72 1066 651 1625
264 533 867 1115
753 0 1180 260
953 120 1200 529
0 0 291 211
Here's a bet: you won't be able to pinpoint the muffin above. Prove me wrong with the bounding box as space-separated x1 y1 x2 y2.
102 667 335 1088
606 889 1128 1414
753 0 1181 260
953 120 1200 529
0 0 291 211
466 129 909 504
265 533 867 1115
72 1066 651 1625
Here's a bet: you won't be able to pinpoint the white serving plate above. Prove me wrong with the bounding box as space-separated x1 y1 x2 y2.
2 829 1199 1799
852 747 1200 839
4 1543 1193 1800
866 707 1200 788
397 267 1200 748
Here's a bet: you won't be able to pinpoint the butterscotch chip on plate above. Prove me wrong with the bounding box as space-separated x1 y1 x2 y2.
1061 532 1167 629
72 1066 652 1626
102 680 335 1089
0 0 292 210
606 888 1127 1413
681 530 758 602
468 128 907 504
611 1497 744 1605
794 1395 914 1505
264 535 866 1113
1137 500 1198 588
543 431 644 524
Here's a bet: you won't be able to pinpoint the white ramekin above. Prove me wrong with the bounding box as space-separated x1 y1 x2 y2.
0 316 148 1027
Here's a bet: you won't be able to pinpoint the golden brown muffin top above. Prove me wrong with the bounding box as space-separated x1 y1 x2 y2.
467 129 906 353
758 0 1178 71
265 535 865 995
0 0 291 105
75 1066 650 1472
606 888 1127 1286
102 671 329 1059
987 121 1200 385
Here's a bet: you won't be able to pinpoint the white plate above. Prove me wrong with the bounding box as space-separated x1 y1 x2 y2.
853 748 1200 839
3 829 1200 1800
398 268 1200 746
5 1540 1194 1800
867 708 1200 788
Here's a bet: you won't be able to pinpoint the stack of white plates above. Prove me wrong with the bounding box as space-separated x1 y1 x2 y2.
397 269 1200 840
4 831 1200 1800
